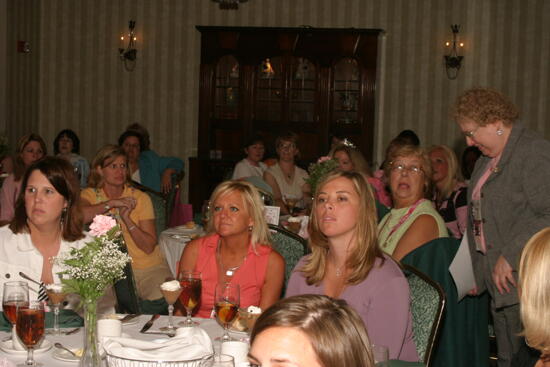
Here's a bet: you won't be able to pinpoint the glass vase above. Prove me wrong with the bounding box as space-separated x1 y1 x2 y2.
79 298 101 367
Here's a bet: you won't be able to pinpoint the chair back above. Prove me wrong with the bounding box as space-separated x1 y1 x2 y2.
402 263 445 367
113 241 141 314
268 224 308 294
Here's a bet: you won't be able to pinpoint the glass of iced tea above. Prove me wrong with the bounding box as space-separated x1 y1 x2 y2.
16 300 45 367
178 270 202 327
214 283 240 342
2 281 29 339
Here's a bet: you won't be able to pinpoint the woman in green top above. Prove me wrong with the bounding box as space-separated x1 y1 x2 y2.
377 145 448 261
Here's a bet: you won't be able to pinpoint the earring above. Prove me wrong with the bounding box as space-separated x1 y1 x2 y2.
248 225 253 232
496 129 503 136
60 207 67 226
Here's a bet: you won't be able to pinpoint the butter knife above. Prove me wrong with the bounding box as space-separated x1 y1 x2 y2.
140 314 160 333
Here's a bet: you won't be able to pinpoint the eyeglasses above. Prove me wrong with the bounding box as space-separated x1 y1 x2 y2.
462 125 481 138
390 163 423 175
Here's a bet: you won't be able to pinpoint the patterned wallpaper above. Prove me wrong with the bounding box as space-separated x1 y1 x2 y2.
6 0 550 197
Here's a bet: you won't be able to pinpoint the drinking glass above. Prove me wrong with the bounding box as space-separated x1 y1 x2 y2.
45 284 66 335
200 354 234 367
178 270 202 327
371 344 389 367
2 281 29 340
284 194 300 215
160 284 182 331
214 283 240 342
16 301 45 367
201 200 211 227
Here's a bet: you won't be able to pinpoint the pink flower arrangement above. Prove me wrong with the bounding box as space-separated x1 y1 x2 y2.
89 215 117 237
317 156 332 163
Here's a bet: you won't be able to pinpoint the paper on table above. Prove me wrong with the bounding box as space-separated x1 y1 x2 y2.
264 206 280 225
103 326 213 361
449 235 476 302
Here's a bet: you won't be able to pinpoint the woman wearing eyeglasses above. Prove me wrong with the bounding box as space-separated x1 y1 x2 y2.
378 145 448 261
455 88 550 367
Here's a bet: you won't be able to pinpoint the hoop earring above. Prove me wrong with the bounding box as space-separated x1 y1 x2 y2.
496 129 503 136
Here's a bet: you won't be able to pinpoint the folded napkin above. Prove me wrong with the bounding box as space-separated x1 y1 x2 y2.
0 309 83 332
103 327 213 362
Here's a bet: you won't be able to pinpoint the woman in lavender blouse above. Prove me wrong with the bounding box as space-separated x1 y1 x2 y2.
285 170 418 362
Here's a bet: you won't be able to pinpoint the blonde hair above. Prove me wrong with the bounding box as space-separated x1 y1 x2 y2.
251 295 374 367
88 145 131 188
207 180 271 251
330 144 372 176
384 144 432 198
428 145 462 201
519 227 550 355
301 170 383 285
453 87 519 127
14 133 47 181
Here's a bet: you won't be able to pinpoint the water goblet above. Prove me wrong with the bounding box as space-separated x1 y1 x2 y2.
284 194 300 215
159 280 182 331
2 281 29 347
214 283 240 342
178 270 202 327
45 283 66 335
200 354 234 367
16 301 45 367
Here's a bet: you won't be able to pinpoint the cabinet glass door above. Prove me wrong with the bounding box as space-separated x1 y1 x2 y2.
333 58 359 125
289 57 316 123
254 57 283 122
214 55 240 119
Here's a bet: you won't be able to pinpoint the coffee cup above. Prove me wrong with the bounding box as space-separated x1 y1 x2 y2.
221 341 249 365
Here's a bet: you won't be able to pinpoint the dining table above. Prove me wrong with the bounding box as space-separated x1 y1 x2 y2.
159 226 205 277
0 314 425 367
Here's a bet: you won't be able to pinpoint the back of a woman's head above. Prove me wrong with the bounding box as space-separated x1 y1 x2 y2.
519 228 550 355
250 295 374 367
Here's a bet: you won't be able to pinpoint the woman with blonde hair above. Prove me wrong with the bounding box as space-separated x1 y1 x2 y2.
518 228 550 366
378 145 447 260
428 144 468 239
179 180 284 318
0 133 46 222
81 145 171 301
249 294 375 367
286 170 417 361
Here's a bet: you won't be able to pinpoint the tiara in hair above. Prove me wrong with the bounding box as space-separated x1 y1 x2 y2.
342 138 356 149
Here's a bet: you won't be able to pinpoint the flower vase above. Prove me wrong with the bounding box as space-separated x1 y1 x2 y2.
79 298 101 367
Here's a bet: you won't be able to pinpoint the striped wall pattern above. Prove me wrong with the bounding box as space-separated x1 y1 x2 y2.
6 0 550 198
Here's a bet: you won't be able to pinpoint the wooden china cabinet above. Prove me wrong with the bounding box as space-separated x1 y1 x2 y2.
189 26 382 212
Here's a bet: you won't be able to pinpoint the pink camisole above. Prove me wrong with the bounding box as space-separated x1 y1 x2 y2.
194 234 272 318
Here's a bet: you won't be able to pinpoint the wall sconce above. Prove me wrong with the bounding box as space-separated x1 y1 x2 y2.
444 24 464 80
119 20 137 71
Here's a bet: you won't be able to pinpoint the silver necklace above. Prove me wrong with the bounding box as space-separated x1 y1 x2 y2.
217 240 247 277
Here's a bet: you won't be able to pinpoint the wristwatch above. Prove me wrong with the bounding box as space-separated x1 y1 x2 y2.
104 203 111 212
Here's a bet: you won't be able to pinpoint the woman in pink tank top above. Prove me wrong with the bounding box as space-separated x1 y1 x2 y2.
178 180 284 318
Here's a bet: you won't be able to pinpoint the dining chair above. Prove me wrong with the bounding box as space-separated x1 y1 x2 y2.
401 237 490 367
268 224 308 295
113 242 141 315
402 264 445 367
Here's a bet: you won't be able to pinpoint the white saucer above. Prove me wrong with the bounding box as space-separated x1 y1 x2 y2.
52 348 81 362
0 339 52 354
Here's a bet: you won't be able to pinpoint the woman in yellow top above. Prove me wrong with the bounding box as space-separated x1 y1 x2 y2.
80 145 171 300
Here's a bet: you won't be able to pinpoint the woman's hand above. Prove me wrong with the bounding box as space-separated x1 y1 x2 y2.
492 255 517 294
109 197 136 211
161 169 177 194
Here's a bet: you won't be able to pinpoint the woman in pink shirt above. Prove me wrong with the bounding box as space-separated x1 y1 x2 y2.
178 180 284 318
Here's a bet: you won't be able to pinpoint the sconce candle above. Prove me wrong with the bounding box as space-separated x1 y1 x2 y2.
444 24 464 80
119 20 137 72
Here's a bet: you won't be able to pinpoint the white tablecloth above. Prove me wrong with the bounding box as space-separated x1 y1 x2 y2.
0 315 231 366
159 226 205 277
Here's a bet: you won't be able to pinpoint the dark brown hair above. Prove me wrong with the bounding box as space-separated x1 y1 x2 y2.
10 157 84 241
